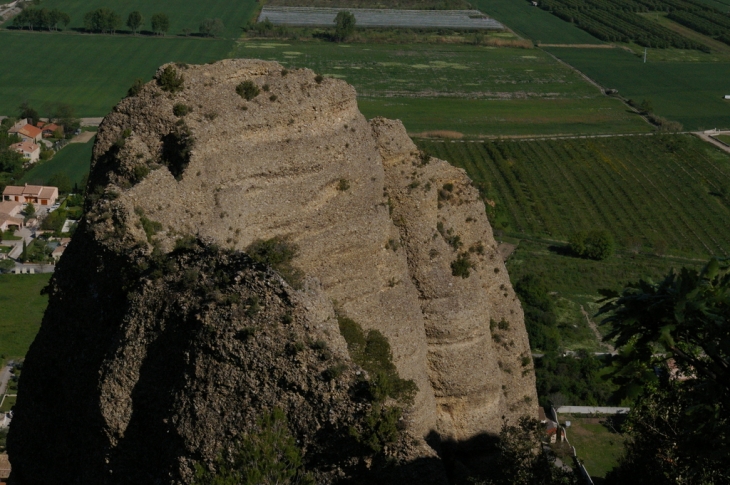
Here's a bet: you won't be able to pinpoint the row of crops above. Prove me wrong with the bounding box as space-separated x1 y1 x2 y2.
532 0 730 49
417 136 730 258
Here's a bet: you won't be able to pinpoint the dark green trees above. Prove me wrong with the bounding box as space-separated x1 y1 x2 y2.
127 11 143 35
598 258 730 484
199 18 225 38
151 13 170 36
83 8 122 34
569 230 614 260
333 11 356 42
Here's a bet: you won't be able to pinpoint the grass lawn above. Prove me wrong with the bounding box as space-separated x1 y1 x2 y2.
0 396 16 413
1 231 20 241
562 414 626 479
546 47 730 131
715 134 730 146
20 138 94 187
470 0 603 44
0 274 51 365
0 31 233 117
4 0 260 39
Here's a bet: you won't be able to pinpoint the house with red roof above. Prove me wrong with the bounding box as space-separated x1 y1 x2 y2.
8 119 42 143
10 141 40 163
41 123 63 138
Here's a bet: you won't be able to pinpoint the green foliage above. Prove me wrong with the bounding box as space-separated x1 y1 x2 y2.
23 203 36 221
0 259 15 274
337 316 417 404
333 11 356 42
451 251 473 278
246 237 303 289
40 209 65 232
598 258 730 483
151 12 170 35
126 11 143 34
236 80 260 101
83 8 122 34
475 416 578 485
569 230 614 260
173 103 191 116
127 78 145 97
514 274 560 352
192 408 313 485
349 404 402 453
535 352 619 407
314 74 324 84
139 215 162 242
199 18 225 38
337 178 350 191
157 66 184 93
12 7 71 31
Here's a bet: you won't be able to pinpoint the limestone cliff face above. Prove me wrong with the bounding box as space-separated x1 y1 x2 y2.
8 59 535 483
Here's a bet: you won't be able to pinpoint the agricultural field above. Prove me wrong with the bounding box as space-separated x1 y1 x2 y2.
418 135 730 258
546 47 730 130
0 274 51 365
267 0 472 8
715 134 730 145
0 31 232 117
4 0 260 38
20 139 94 188
236 41 649 136
469 0 604 44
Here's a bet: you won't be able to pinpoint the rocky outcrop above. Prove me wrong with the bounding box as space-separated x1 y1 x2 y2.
8 59 536 484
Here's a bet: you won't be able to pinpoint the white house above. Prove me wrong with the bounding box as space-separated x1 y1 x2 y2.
2 184 59 206
10 141 40 163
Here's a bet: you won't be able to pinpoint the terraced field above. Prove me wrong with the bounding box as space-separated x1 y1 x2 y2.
418 135 730 258
259 7 504 29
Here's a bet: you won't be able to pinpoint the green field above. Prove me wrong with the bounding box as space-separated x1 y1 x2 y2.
21 139 94 187
0 396 16 413
236 41 649 136
471 0 603 44
418 135 730 257
0 31 232 117
361 96 649 136
0 274 51 365
546 47 730 130
562 415 626 479
5 0 259 39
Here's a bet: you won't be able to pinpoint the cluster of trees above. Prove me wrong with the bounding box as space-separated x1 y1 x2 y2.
0 119 25 191
568 229 614 260
534 351 620 407
12 7 70 31
245 12 354 42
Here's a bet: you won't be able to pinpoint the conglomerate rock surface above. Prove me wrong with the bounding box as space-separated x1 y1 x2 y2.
8 59 536 484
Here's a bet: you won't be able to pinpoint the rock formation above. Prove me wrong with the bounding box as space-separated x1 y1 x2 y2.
8 59 536 484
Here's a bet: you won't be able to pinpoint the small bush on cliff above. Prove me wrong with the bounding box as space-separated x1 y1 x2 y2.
193 408 313 485
236 80 260 101
451 252 473 278
337 316 417 403
157 66 184 93
173 103 191 117
246 236 303 289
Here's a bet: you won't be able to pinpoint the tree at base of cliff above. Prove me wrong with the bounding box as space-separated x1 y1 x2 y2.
598 258 730 484
193 408 314 485
472 417 578 485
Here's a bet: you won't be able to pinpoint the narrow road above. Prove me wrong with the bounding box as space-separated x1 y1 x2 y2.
581 305 615 354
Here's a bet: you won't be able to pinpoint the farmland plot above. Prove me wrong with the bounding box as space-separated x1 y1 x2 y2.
258 7 504 29
418 135 730 258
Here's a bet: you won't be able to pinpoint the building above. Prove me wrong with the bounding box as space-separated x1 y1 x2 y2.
0 201 23 218
0 213 23 232
10 141 40 163
8 119 42 143
41 123 63 138
0 453 10 482
2 184 59 206
725 95 730 100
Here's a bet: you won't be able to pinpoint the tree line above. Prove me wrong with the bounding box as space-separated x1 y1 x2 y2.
12 8 226 37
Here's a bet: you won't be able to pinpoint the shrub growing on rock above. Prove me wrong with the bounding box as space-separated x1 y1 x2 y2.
236 80 260 100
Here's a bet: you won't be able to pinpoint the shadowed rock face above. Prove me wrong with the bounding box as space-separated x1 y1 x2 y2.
7 59 535 484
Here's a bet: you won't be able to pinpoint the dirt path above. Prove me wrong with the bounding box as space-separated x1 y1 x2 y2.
69 131 95 144
580 305 615 353
538 43 616 48
497 242 516 261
